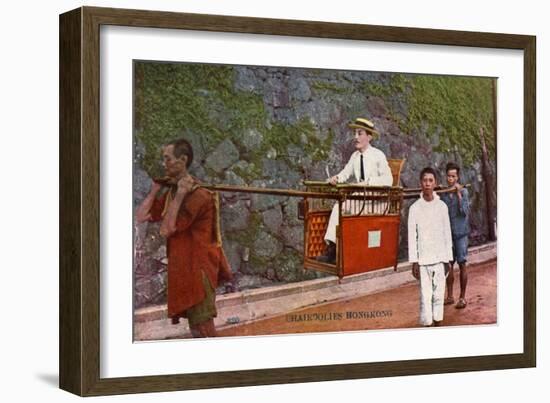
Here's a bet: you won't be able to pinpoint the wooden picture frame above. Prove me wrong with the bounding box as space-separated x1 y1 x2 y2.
59 6 536 396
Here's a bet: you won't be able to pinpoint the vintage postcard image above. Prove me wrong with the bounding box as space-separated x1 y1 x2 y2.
132 61 497 341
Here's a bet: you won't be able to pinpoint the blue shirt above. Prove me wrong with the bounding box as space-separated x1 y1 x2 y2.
440 188 470 238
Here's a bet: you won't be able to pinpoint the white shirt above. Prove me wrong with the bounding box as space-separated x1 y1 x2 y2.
408 193 453 265
335 146 393 186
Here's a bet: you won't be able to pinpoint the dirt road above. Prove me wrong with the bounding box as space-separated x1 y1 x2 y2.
218 259 497 337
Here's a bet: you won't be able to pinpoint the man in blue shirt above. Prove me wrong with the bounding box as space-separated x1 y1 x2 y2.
440 162 471 309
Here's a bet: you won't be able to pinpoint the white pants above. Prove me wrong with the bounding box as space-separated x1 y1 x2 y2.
418 263 445 326
324 203 340 244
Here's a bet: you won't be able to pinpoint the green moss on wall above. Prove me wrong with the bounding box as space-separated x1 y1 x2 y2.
135 62 333 177
225 212 263 245
311 81 349 94
135 62 264 176
254 118 333 167
231 163 262 183
361 73 409 98
405 75 495 165
362 73 496 166
135 62 494 175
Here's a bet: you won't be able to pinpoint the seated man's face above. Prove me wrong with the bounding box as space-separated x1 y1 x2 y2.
162 145 187 179
353 129 372 151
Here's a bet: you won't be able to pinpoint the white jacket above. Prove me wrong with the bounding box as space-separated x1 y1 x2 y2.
408 193 453 265
336 146 393 186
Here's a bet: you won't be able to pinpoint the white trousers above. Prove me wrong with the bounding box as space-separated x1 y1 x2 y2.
324 203 340 244
418 263 445 326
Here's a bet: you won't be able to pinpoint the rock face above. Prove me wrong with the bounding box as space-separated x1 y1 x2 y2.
205 139 240 173
133 63 497 308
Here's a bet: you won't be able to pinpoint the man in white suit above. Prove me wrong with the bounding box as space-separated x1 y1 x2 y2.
317 117 393 263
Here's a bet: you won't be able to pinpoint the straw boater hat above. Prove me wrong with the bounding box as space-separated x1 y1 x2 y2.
348 117 379 137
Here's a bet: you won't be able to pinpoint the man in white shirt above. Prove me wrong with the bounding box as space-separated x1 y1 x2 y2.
317 117 393 264
408 167 453 327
